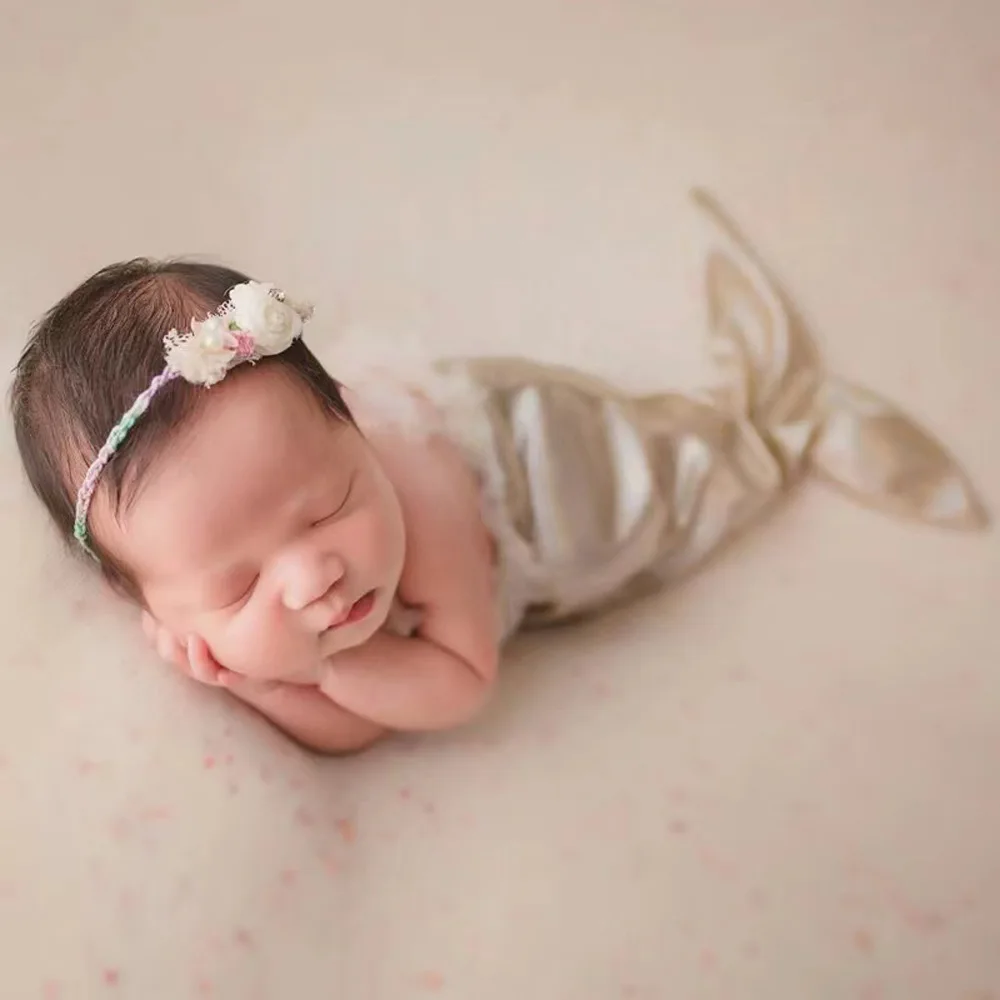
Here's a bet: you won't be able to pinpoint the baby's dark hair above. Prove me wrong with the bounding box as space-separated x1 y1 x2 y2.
10 259 351 598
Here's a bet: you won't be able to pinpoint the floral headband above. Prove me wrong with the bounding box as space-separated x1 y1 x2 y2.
74 280 313 556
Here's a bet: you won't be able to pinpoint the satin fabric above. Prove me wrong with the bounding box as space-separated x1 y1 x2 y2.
433 192 988 636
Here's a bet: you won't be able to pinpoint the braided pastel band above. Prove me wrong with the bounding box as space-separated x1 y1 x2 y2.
71 280 312 558
73 368 181 556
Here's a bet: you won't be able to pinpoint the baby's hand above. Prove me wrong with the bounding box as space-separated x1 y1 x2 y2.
140 612 231 687
140 612 289 700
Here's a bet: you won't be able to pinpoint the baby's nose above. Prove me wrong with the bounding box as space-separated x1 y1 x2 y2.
280 553 345 611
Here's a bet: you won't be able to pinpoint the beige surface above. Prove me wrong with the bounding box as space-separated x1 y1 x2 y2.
1 1 998 998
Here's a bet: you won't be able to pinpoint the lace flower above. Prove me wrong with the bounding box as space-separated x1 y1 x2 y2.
164 314 236 386
162 281 313 386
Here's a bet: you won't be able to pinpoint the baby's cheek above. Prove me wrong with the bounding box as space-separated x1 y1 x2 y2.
366 492 406 576
204 612 271 674
211 608 316 682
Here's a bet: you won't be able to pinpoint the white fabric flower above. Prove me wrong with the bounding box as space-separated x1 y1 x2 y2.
227 281 302 354
159 281 311 387
164 314 236 386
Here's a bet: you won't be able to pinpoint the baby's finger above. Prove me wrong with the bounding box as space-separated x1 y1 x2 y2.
213 667 237 689
156 628 185 668
186 635 222 686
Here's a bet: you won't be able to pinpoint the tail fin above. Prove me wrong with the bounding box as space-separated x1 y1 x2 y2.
692 189 989 531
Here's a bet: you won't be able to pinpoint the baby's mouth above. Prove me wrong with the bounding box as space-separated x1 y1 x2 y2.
326 590 377 630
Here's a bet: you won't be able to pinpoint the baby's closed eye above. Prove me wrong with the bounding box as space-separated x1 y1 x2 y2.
310 474 356 527
211 574 259 612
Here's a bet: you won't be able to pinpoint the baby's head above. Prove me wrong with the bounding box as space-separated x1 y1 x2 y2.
11 261 405 683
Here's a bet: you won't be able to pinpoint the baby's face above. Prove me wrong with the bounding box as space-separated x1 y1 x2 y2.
98 366 406 684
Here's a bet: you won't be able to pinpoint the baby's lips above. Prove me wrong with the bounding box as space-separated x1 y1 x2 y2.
324 598 352 630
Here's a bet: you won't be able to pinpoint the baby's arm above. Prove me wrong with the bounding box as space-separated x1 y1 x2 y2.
223 672 386 755
319 432 499 731
145 620 386 754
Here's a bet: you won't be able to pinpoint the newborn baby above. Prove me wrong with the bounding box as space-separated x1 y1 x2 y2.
10 192 987 752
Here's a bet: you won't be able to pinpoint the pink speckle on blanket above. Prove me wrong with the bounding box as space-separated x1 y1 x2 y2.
336 818 357 844
897 903 947 934
233 927 256 950
109 817 131 842
668 786 690 806
416 971 445 992
853 928 875 955
41 981 62 999
102 968 120 987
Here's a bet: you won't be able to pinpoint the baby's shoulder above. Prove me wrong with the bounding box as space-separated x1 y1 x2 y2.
366 415 480 512
368 417 491 607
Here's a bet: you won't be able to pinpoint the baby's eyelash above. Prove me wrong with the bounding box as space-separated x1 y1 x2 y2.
311 508 337 527
312 476 355 526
